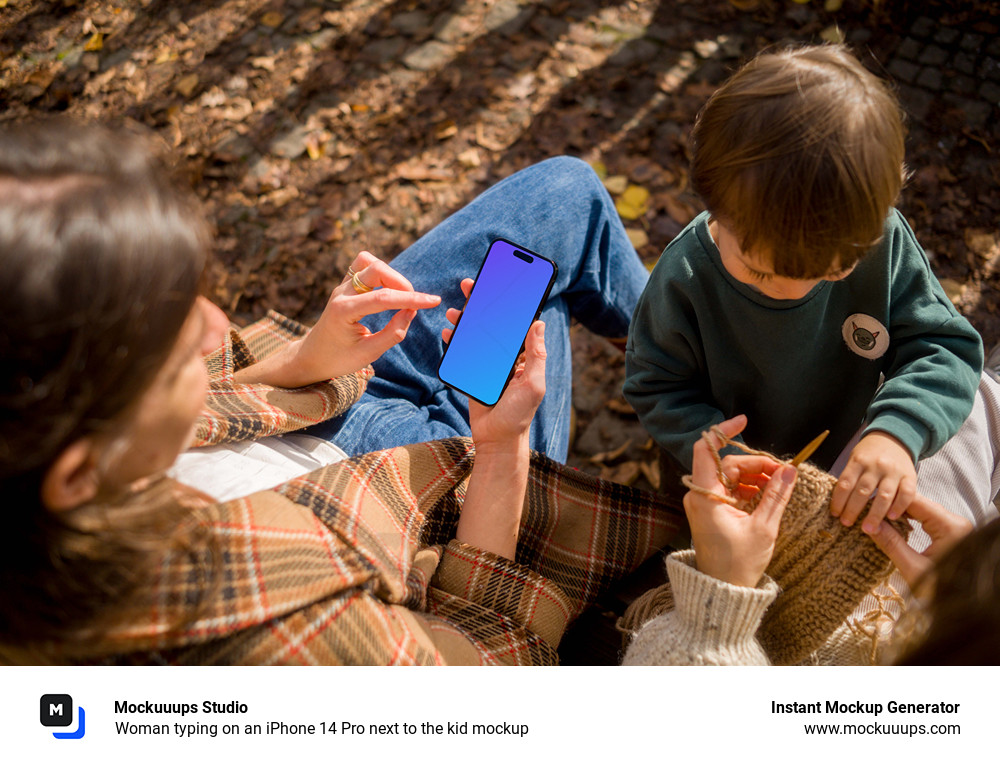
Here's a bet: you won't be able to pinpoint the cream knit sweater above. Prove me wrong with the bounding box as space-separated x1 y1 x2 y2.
622 551 900 666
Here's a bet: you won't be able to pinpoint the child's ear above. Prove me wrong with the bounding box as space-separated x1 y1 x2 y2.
41 438 101 512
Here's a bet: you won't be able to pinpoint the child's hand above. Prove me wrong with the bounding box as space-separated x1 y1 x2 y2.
830 431 916 531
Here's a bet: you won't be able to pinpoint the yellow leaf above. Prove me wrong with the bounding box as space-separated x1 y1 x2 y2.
616 199 642 221
154 48 178 64
603 174 628 195
622 184 650 209
590 160 608 179
261 11 284 28
305 134 325 161
0 1 10 8
820 24 845 43
792 0 811 4
174 73 199 98
824 0 844 10
84 32 103 52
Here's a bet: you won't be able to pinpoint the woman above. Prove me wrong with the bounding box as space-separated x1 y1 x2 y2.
0 118 683 664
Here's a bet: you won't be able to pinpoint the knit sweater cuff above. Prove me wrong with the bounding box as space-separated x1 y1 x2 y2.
667 550 780 648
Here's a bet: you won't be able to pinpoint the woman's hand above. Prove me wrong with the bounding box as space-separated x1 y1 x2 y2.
442 278 547 451
863 494 973 595
685 415 798 588
234 251 441 388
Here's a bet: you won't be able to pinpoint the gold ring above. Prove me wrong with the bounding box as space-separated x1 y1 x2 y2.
351 270 373 294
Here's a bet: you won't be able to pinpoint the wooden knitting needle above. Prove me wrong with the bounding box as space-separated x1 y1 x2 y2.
790 429 829 466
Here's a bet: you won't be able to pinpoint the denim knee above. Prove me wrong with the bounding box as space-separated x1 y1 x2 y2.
531 155 603 198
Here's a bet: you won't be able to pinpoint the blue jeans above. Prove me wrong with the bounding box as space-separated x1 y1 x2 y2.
306 156 649 462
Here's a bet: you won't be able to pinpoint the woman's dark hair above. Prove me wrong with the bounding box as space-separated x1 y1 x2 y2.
0 118 209 660
898 516 1000 665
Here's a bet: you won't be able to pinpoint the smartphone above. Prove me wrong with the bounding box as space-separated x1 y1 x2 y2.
438 239 557 406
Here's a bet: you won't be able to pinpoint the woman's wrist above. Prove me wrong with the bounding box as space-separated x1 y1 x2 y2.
232 339 314 388
457 435 531 560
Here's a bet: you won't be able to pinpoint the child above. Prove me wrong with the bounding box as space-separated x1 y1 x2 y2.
623 44 983 531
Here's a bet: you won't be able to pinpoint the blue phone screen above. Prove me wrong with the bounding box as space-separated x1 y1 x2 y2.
438 240 555 406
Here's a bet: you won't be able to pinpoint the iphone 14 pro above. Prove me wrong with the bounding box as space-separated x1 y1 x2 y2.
438 239 557 406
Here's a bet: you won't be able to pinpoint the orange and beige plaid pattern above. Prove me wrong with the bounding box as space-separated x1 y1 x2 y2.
83 314 687 665
192 310 372 447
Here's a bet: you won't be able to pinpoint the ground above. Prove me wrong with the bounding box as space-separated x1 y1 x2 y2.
3 0 998 492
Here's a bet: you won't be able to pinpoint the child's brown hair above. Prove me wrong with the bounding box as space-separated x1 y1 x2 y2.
691 44 907 279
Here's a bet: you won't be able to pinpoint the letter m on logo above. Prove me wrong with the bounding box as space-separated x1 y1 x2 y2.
40 694 73 727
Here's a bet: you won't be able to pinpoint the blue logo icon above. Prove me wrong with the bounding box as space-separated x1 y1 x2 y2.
40 694 86 739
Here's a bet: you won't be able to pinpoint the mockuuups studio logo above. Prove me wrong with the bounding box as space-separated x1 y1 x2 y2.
40 694 86 739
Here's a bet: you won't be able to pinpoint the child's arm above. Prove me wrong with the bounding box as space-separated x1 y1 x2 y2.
623 285 724 470
833 211 983 528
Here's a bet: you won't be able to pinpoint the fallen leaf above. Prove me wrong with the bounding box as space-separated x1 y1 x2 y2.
26 63 61 91
616 199 644 220
458 148 481 168
603 174 628 195
606 398 635 415
621 184 650 210
590 160 608 179
601 461 641 485
84 32 104 52
305 134 325 160
661 192 698 226
589 439 632 464
250 56 276 71
261 11 285 28
640 460 661 490
174 73 199 98
396 163 453 182
474 122 508 152
154 48 178 64
965 229 999 261
820 25 844 44
824 0 844 10
435 120 458 140
938 277 965 304
626 228 649 250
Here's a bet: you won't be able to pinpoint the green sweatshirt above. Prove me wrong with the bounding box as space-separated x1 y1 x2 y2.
624 210 983 470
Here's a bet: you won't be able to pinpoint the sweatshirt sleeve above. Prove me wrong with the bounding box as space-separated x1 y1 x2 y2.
622 551 779 665
624 257 726 470
863 212 983 461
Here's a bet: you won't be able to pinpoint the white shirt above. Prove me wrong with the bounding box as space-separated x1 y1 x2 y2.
168 433 348 502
